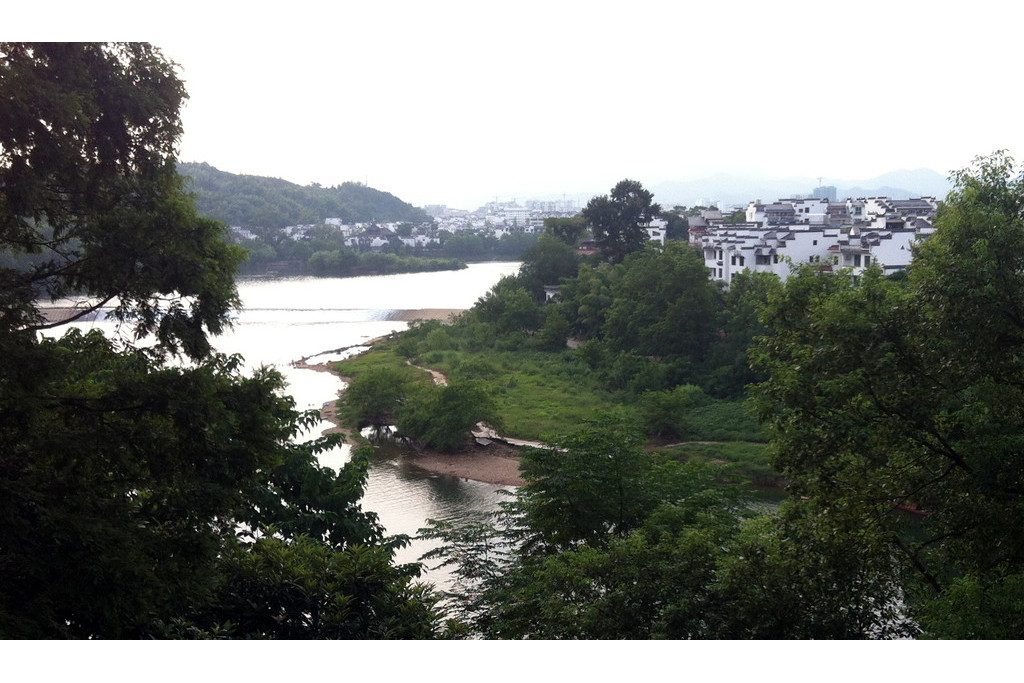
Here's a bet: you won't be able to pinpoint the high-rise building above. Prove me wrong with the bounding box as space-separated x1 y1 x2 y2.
812 185 837 202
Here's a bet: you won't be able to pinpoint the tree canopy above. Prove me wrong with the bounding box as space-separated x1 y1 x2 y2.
543 215 587 247
581 179 661 263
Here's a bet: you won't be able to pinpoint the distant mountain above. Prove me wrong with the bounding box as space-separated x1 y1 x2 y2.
837 168 953 200
179 162 431 229
650 169 953 209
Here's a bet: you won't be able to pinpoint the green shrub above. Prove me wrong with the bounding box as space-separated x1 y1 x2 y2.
397 381 502 452
639 384 708 438
453 357 500 380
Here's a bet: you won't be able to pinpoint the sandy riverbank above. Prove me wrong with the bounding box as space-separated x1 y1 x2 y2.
385 308 464 322
402 443 526 487
294 338 527 487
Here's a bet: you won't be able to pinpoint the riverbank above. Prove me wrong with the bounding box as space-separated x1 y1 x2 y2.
385 308 464 322
402 443 526 487
295 343 526 487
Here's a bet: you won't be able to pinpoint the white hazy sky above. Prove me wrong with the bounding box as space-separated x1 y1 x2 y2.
15 1 1024 209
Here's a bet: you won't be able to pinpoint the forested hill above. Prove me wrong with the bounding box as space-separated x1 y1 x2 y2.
178 162 431 229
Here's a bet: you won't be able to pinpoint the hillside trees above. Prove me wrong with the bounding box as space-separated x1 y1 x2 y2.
472 275 543 334
515 233 580 301
751 152 1024 638
0 42 438 638
553 239 738 395
469 233 580 337
180 162 431 228
703 270 780 397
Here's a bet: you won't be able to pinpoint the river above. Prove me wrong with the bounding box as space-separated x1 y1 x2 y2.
50 261 522 586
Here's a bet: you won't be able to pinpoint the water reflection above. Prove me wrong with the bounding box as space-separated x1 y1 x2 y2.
363 442 511 575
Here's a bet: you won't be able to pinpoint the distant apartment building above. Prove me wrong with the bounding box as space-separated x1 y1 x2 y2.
525 198 579 214
502 205 532 227
695 195 938 284
812 185 838 201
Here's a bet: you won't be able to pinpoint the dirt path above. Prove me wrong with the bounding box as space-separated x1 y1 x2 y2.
408 360 448 386
404 361 544 449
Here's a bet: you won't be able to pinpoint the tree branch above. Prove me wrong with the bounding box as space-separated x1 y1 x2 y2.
27 293 117 331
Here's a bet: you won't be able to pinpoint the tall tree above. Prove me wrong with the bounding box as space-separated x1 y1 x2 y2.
397 380 502 452
516 233 580 301
0 43 438 638
603 240 719 360
0 43 243 359
542 215 587 247
581 179 660 263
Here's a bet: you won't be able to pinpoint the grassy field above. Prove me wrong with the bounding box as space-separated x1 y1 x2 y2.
651 440 780 489
416 348 627 441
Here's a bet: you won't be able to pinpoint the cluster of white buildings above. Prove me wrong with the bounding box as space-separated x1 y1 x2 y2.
425 199 579 235
690 196 939 284
231 219 442 250
325 221 440 250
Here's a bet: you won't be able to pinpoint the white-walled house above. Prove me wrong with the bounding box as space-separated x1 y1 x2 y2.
646 218 668 245
700 226 835 284
789 197 831 224
832 223 934 276
400 234 439 248
746 198 832 226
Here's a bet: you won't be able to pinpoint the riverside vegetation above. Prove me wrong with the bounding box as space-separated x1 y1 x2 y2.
336 233 776 484
4 41 1024 639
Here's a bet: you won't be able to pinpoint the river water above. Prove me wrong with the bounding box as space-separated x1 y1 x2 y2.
51 261 522 585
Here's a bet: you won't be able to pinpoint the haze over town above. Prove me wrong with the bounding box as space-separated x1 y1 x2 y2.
20 1 1024 210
